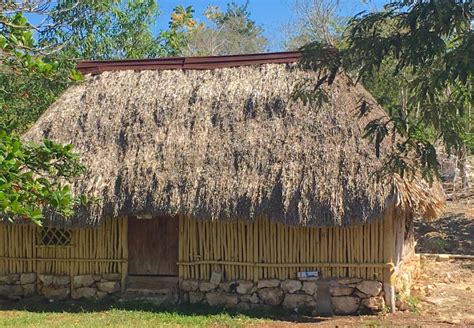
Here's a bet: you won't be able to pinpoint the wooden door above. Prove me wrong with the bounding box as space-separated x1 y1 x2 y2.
128 215 179 276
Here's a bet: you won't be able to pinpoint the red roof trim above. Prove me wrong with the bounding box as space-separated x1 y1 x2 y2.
77 51 302 74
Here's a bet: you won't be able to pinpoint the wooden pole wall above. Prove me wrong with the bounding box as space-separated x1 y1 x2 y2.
178 215 389 281
0 217 127 276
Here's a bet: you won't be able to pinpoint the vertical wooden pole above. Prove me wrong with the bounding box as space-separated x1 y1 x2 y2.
383 206 396 313
121 217 129 293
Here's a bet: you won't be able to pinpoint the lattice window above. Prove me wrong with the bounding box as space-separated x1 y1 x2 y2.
37 227 72 246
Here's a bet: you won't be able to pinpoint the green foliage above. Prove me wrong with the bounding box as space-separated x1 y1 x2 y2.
0 128 86 225
300 0 473 180
0 7 87 224
40 0 160 60
187 1 268 55
158 6 197 56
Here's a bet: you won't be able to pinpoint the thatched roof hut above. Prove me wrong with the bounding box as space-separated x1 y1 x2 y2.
0 52 444 313
24 52 443 228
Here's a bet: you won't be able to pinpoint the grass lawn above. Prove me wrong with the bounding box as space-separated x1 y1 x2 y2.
0 298 277 327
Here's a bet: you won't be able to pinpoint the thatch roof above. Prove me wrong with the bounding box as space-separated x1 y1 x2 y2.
24 53 444 227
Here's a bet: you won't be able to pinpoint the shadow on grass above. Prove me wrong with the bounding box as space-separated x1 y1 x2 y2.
0 296 329 324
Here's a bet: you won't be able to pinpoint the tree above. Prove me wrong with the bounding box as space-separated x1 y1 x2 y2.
185 1 268 56
300 0 473 180
0 3 87 224
284 0 345 50
40 0 160 60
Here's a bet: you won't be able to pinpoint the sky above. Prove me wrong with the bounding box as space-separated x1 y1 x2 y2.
157 0 389 50
28 0 390 52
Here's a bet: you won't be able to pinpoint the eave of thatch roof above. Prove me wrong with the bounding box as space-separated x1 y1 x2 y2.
24 59 444 227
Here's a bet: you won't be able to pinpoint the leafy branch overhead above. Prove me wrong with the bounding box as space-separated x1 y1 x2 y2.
299 0 473 180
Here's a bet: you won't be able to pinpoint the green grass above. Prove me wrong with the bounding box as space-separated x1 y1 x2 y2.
0 298 283 327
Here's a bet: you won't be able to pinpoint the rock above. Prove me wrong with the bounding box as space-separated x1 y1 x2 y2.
42 287 70 300
199 281 217 292
355 280 382 297
241 293 260 304
223 294 239 308
53 275 70 287
337 278 362 285
205 292 239 308
20 273 36 285
237 302 250 311
96 291 108 299
396 299 409 311
236 281 254 294
22 283 36 297
97 281 120 294
257 288 284 306
302 281 317 295
281 280 302 293
0 274 20 285
189 291 204 304
282 293 316 309
93 275 101 282
39 274 53 287
181 280 199 292
257 279 280 289
354 290 369 299
73 275 95 288
332 296 360 315
361 296 385 312
437 254 451 262
72 287 97 299
330 286 354 296
0 284 23 297
219 281 237 293
102 273 121 281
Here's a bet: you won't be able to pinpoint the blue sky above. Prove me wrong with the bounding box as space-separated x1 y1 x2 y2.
28 0 390 51
157 0 389 50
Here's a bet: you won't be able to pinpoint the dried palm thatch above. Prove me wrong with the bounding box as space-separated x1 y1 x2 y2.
24 62 443 227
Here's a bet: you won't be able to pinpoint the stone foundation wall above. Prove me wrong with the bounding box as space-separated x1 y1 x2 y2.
395 254 421 306
180 277 386 315
0 273 37 300
0 273 121 301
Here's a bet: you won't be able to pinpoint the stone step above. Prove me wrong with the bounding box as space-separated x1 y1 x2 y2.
126 275 178 293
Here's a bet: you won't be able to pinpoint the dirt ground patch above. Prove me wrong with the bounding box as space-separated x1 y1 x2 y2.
415 200 473 255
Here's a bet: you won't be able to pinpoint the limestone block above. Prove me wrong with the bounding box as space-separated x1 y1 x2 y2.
0 274 20 285
38 274 53 287
241 292 260 304
73 275 95 288
282 293 316 309
302 281 317 296
330 286 354 296
72 287 97 300
0 284 23 297
22 283 36 297
355 280 382 297
181 280 199 292
42 287 70 300
53 275 70 287
20 273 36 285
219 281 237 293
189 291 204 304
236 281 254 294
281 280 302 293
257 288 284 306
97 281 120 294
199 281 217 292
337 278 362 285
361 296 385 312
257 279 280 289
332 296 360 315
